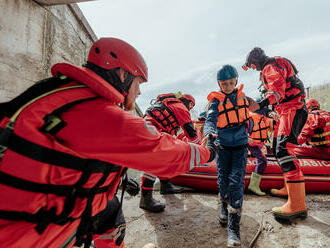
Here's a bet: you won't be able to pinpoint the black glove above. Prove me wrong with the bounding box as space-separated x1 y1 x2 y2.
125 177 140 196
258 98 270 109
207 134 217 162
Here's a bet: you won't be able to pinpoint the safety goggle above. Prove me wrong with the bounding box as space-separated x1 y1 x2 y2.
242 64 256 71
242 65 249 71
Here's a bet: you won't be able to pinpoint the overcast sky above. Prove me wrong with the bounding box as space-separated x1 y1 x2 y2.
78 0 330 116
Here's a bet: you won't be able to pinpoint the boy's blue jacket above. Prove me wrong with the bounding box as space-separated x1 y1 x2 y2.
204 87 270 147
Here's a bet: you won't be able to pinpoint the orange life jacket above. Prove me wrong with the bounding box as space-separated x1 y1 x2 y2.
145 94 182 135
0 76 124 246
262 57 305 104
207 84 250 129
309 110 330 146
249 113 271 143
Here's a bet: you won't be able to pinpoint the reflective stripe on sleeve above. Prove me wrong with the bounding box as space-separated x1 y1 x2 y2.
278 155 296 165
190 136 201 144
268 91 281 103
189 143 196 170
194 143 201 166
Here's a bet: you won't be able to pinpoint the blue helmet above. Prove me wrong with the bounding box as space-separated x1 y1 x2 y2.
217 65 238 81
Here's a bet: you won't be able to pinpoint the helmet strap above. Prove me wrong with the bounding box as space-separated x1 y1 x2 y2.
83 62 134 96
122 72 135 94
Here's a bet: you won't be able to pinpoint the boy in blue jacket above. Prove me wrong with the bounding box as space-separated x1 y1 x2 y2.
204 65 273 247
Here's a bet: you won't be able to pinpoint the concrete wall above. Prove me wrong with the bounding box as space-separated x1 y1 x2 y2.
0 0 97 102
35 0 96 5
0 0 143 117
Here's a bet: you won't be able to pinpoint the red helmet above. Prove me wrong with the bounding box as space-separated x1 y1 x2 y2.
306 98 320 111
87 37 148 81
180 94 195 107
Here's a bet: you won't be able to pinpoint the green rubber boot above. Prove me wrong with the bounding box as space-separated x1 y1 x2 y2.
248 172 266 196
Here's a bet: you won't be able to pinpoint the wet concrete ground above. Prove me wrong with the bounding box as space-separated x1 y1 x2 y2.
122 190 330 248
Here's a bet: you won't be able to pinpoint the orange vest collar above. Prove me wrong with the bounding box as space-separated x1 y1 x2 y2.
207 84 244 102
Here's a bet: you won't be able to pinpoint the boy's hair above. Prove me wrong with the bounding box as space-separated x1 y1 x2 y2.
217 65 238 81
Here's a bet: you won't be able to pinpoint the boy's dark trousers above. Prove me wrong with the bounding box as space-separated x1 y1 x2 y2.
216 145 248 247
216 145 248 209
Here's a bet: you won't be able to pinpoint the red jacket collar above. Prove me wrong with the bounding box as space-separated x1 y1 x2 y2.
51 63 124 104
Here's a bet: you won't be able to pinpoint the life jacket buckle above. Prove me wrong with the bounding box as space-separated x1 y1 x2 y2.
40 114 67 135
0 145 7 158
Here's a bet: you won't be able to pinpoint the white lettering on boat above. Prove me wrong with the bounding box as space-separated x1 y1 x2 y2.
299 160 330 167
247 158 330 167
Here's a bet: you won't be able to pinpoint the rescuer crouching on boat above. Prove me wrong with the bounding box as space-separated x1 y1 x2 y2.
140 92 201 213
293 98 330 159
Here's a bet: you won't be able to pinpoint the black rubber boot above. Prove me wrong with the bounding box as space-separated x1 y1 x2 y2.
227 210 241 247
219 201 228 227
139 189 165 213
160 179 185 194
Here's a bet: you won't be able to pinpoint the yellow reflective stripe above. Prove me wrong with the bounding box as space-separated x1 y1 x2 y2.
8 85 87 127
309 140 330 145
312 131 330 138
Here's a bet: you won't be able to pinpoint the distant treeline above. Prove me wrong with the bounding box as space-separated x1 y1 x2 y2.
308 83 330 111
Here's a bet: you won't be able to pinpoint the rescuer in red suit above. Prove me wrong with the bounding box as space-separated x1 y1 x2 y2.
139 93 201 213
293 98 330 159
243 47 308 221
0 38 216 248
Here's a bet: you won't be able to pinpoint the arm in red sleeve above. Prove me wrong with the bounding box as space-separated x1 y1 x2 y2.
59 101 210 179
263 65 287 105
297 114 320 144
169 103 200 143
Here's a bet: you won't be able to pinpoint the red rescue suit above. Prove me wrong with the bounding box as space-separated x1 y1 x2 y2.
294 109 330 159
0 63 210 248
142 97 201 188
177 120 204 144
261 57 307 173
144 95 200 143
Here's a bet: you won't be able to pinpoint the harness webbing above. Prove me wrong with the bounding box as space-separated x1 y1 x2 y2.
0 171 110 196
263 58 305 104
0 77 123 246
1 127 118 172
0 76 71 120
146 101 180 134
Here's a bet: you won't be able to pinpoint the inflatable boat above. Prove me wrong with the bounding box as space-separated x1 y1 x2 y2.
171 155 330 193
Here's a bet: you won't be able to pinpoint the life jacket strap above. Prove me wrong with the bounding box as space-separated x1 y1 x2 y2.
40 97 97 135
146 102 180 134
0 208 77 234
75 167 113 248
1 129 120 172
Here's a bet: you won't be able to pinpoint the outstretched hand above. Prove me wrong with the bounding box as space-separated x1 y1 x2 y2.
201 133 217 146
248 97 260 112
206 133 217 162
268 111 279 121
